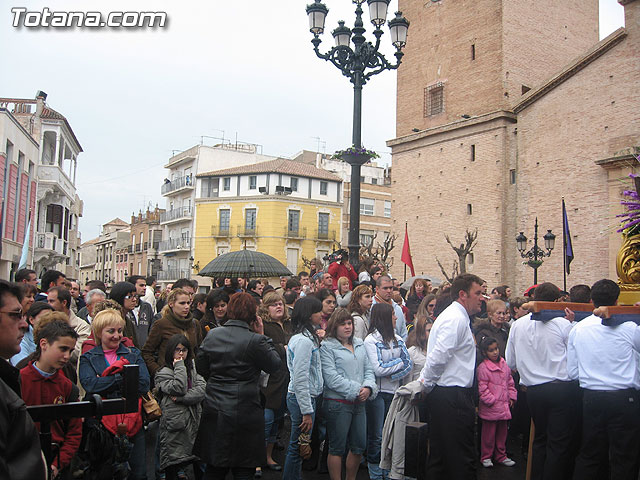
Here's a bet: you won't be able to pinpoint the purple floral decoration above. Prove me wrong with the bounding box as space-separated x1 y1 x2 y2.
617 154 640 233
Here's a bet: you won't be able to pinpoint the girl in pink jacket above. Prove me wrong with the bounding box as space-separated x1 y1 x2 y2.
477 337 517 468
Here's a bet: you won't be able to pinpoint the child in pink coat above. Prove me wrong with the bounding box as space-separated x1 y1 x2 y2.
477 337 517 468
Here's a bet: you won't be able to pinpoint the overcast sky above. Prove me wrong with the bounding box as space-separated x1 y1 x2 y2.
0 0 625 241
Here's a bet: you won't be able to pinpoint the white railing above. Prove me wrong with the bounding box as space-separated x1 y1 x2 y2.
160 206 192 223
38 165 75 200
157 269 191 281
158 237 191 252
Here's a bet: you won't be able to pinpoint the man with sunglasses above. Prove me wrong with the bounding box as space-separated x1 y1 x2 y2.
0 280 47 480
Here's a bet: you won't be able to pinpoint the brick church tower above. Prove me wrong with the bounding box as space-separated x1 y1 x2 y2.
387 0 627 290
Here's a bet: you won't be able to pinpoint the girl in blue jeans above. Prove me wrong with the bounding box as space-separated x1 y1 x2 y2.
320 308 378 480
283 296 324 480
363 303 413 480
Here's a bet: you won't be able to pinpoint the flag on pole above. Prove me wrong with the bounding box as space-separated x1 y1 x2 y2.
562 199 574 274
401 223 415 277
18 211 31 270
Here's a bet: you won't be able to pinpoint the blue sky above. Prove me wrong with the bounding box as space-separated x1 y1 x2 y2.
0 0 626 240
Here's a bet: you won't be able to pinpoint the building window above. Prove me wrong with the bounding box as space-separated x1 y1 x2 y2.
467 203 473 215
245 208 256 232
249 176 257 190
223 177 231 191
318 213 329 237
360 229 374 246
45 204 63 237
219 209 230 233
360 176 365 183
372 178 378 185
424 82 444 117
202 177 219 197
360 198 375 216
290 177 298 192
471 144 476 162
288 210 300 234
468 252 474 265
510 169 516 184
471 44 476 60
384 200 391 218
320 181 328 195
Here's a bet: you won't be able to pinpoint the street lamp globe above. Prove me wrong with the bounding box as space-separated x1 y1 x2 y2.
388 11 410 48
306 0 329 35
544 229 556 251
332 21 352 47
367 0 390 27
516 232 527 253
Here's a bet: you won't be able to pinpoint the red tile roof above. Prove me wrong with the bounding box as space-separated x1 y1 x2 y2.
197 158 341 182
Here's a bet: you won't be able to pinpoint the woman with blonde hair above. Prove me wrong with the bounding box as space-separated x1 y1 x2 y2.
347 284 373 340
142 288 203 378
79 308 151 480
335 276 352 308
258 291 292 473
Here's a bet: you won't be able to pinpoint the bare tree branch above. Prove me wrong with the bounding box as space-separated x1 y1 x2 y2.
435 257 458 283
444 229 478 274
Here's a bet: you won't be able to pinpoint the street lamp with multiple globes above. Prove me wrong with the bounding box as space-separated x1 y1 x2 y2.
516 217 556 285
305 0 409 269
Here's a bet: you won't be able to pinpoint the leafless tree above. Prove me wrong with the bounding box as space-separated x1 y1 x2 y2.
435 228 478 281
359 231 397 271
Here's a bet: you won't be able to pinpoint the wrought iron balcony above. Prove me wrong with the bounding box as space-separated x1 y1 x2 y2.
284 226 307 239
158 237 191 253
237 225 258 237
211 225 232 238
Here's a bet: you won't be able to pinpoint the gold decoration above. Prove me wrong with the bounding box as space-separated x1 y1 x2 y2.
616 234 640 290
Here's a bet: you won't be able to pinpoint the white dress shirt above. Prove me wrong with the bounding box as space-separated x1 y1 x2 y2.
506 312 574 386
567 314 640 390
419 301 476 388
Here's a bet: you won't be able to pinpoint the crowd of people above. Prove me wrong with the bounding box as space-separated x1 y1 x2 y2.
0 259 638 480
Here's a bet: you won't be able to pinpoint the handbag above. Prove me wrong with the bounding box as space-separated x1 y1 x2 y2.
141 391 162 422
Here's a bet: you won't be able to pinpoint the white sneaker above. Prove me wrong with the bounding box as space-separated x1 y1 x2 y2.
499 458 516 467
481 459 494 468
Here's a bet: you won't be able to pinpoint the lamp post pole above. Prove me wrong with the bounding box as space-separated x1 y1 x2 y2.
516 217 556 285
306 0 409 270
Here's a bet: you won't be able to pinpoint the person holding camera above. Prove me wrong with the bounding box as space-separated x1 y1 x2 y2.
327 250 357 291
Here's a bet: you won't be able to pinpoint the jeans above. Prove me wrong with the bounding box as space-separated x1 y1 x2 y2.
323 399 366 456
283 393 316 480
264 396 286 444
129 428 147 480
366 392 394 480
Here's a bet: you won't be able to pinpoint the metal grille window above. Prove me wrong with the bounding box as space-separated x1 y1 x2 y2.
245 208 257 231
223 177 231 191
288 210 300 234
360 198 375 216
318 213 329 236
249 176 257 190
424 82 444 116
320 181 328 195
219 209 230 233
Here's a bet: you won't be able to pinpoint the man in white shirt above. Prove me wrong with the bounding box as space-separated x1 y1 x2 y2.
419 273 483 479
506 282 579 480
568 279 640 480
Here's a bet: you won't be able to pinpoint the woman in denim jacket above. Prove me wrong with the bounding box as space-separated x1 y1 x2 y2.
320 308 377 480
363 303 412 480
283 296 324 480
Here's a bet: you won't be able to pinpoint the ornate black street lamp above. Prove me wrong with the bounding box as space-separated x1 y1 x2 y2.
516 217 556 285
306 0 409 269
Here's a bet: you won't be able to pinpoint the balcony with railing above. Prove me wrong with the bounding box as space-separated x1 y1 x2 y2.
157 269 191 281
161 175 194 195
237 225 258 237
127 245 134 253
284 226 307 239
37 164 76 201
314 229 336 241
211 225 232 238
160 206 193 224
158 237 191 253
36 232 66 256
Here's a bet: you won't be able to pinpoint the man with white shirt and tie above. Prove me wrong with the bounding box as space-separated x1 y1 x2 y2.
506 282 579 480
419 273 484 479
568 279 640 480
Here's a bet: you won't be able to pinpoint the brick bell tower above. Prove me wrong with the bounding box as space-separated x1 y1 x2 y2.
388 0 600 287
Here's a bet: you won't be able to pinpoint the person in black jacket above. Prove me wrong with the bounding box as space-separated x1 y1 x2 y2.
195 293 281 480
0 280 47 480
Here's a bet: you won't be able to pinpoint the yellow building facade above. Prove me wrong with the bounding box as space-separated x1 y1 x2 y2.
193 159 343 277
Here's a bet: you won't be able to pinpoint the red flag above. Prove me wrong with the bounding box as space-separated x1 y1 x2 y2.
401 224 415 276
